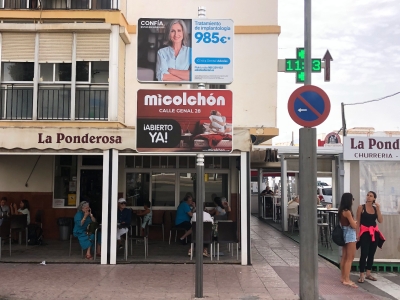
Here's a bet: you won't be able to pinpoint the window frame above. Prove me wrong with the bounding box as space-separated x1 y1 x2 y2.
1 62 35 83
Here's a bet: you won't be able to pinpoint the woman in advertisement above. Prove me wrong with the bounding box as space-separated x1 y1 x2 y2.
156 19 191 81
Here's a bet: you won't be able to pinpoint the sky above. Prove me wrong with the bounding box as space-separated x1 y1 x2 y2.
274 0 400 144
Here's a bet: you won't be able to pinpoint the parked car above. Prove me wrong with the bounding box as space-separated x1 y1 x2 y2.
317 181 329 187
318 186 332 203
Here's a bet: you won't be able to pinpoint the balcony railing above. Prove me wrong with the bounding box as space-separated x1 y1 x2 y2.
0 85 108 120
0 86 33 120
1 0 119 10
38 85 71 120
75 87 108 120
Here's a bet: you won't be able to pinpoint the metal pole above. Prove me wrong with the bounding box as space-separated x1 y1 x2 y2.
299 0 318 299
299 128 318 299
341 102 347 136
304 0 311 85
195 7 206 298
195 154 205 298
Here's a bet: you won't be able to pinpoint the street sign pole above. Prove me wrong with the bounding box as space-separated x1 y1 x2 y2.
299 0 318 299
195 6 206 299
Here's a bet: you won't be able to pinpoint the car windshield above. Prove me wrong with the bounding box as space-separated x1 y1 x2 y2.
322 188 332 196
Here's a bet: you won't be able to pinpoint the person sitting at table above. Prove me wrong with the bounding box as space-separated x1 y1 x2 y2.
0 197 10 227
175 195 195 244
136 200 152 236
288 196 299 212
73 201 101 260
9 199 30 225
207 197 231 216
189 210 214 257
117 198 132 250
221 197 231 214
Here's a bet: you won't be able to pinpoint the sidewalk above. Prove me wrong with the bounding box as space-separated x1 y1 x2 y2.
0 216 392 300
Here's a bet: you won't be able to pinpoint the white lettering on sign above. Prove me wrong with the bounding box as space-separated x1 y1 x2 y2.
144 92 225 106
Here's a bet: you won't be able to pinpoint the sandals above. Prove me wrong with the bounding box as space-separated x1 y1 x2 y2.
366 274 377 281
343 281 358 288
358 277 365 283
85 254 93 260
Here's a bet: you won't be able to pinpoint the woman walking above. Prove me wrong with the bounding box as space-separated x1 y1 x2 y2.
338 193 358 288
357 191 385 283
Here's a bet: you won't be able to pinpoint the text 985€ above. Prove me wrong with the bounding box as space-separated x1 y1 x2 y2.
194 32 231 44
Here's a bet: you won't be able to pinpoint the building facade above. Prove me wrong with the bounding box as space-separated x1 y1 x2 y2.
0 0 279 265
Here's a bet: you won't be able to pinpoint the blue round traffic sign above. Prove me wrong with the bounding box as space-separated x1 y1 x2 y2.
287 85 331 127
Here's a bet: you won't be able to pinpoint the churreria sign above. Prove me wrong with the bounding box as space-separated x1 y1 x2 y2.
344 137 400 161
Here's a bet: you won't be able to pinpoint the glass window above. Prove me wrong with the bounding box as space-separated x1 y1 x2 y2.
180 173 196 201
205 173 229 206
151 156 160 168
126 173 150 206
82 156 103 166
76 61 89 82
55 63 72 81
91 61 109 83
168 156 176 168
152 172 175 207
40 63 54 82
179 157 188 168
360 161 400 214
54 155 78 207
221 157 230 169
1 62 34 81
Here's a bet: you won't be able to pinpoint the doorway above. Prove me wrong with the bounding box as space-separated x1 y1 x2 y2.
80 169 103 222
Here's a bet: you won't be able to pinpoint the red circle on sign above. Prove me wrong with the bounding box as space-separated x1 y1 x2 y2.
287 85 331 127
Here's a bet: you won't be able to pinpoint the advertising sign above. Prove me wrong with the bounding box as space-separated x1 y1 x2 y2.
343 136 400 161
136 89 233 153
137 18 234 84
324 132 341 146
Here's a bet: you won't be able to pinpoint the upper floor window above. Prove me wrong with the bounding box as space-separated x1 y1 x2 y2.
40 63 72 82
76 61 109 83
1 62 34 82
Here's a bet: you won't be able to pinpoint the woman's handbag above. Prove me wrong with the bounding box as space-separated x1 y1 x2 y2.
86 221 99 236
332 224 345 246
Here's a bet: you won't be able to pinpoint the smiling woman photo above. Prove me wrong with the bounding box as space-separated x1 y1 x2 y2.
156 19 191 81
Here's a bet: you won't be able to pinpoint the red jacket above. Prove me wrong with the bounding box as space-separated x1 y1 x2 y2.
356 224 385 249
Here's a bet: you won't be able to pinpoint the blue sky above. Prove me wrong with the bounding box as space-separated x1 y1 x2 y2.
275 0 400 143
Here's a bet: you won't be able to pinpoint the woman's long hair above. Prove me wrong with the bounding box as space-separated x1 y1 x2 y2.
164 19 190 47
338 193 353 218
21 199 30 210
214 197 224 209
368 191 377 199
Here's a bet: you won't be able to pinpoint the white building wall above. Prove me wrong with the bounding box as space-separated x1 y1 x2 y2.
0 155 53 192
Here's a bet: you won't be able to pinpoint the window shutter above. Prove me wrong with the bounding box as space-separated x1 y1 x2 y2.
1 33 36 62
39 33 73 62
76 33 110 61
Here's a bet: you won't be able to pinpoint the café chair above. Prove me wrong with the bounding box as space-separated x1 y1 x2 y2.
10 214 28 247
317 222 332 250
128 220 150 259
0 218 12 258
216 221 239 261
169 211 187 245
34 210 44 228
149 210 165 241
69 233 84 257
190 221 213 261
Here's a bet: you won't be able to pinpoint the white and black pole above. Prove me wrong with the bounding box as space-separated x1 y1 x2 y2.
195 6 206 299
299 0 318 299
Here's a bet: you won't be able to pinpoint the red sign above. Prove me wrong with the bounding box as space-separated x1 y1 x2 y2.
287 85 330 127
324 132 341 144
136 90 233 152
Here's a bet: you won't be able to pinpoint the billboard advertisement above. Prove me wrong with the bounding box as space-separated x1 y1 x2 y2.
137 18 234 84
136 89 233 153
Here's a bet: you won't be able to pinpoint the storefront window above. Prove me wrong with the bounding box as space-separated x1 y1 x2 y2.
360 161 400 214
53 155 78 207
205 173 229 206
126 173 150 206
180 173 196 201
152 172 175 206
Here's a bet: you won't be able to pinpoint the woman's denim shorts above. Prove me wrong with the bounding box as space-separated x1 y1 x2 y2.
342 226 357 244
